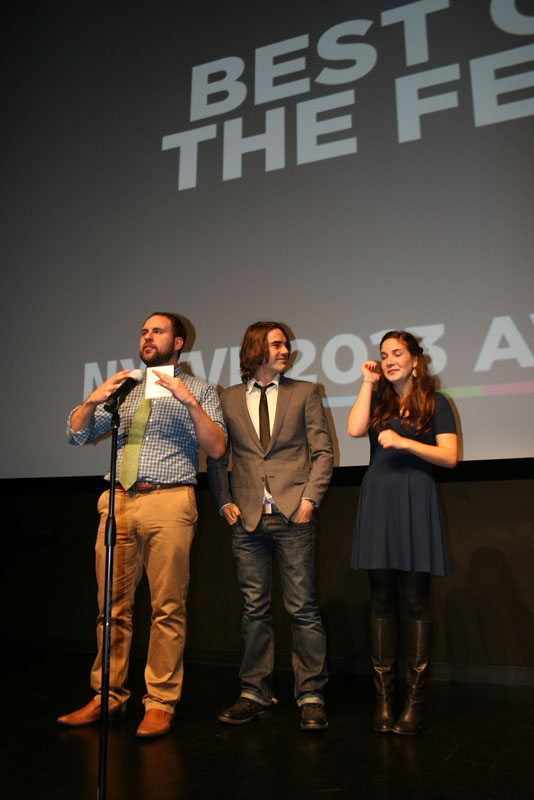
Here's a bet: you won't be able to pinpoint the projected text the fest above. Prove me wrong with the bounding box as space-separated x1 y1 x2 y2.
162 1 534 190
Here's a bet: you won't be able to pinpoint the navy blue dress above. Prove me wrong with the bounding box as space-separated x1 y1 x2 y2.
351 393 456 576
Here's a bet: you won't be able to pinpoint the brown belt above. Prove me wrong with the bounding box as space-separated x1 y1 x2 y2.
121 482 194 493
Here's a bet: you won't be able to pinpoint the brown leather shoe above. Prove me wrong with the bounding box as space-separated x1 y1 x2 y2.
57 698 126 727
135 709 174 739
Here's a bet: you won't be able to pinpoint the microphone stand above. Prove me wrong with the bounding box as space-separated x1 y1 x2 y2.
97 403 121 800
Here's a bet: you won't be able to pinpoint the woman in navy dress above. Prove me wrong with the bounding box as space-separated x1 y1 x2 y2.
347 331 458 734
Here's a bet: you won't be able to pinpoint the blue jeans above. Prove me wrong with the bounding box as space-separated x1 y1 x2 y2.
231 513 328 707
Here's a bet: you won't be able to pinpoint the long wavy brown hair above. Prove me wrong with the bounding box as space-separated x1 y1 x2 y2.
240 321 291 382
372 331 435 434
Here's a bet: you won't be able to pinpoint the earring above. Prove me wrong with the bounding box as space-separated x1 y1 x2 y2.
412 367 417 378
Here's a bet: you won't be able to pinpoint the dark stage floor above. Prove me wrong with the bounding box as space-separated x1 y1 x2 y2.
7 652 534 799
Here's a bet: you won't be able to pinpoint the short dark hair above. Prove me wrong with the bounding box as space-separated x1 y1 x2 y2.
147 312 187 353
239 321 291 382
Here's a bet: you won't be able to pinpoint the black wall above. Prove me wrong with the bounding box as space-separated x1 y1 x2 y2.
3 462 533 685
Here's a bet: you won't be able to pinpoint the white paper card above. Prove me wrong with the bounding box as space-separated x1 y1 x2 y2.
145 366 174 398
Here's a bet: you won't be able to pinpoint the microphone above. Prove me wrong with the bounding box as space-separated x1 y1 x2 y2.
104 369 144 412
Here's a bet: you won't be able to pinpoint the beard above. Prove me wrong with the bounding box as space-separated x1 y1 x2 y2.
140 343 175 367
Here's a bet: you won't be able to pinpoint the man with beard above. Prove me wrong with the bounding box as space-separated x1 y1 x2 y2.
207 322 333 730
58 312 226 738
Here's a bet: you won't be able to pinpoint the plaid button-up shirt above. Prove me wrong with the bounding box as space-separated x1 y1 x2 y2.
67 366 226 484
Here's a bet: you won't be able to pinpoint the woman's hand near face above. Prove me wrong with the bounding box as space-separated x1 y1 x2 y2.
360 360 380 383
348 361 380 437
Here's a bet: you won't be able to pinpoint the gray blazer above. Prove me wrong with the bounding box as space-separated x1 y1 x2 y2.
207 376 334 531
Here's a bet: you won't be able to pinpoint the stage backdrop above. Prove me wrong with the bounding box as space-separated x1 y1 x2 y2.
2 0 533 479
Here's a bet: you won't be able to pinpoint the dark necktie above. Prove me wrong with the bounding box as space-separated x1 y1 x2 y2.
255 382 274 450
255 382 274 493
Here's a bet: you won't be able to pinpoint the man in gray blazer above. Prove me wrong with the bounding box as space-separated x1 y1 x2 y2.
207 321 333 730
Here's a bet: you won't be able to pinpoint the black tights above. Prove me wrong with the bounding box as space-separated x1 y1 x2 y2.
368 569 431 621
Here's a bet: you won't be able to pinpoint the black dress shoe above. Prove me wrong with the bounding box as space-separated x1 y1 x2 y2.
218 698 272 725
300 703 329 731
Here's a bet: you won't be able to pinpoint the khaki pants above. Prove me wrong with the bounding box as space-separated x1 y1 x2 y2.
90 486 197 713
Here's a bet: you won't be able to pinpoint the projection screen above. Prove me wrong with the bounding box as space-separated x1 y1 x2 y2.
1 0 533 479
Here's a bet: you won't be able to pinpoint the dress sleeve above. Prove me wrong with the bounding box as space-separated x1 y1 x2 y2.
433 392 457 435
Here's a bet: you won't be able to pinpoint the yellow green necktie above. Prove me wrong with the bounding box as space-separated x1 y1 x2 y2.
119 398 152 490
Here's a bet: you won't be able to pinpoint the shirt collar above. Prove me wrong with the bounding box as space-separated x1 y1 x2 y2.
246 373 281 394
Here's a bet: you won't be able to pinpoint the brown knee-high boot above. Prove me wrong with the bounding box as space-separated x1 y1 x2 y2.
370 616 396 733
393 618 431 735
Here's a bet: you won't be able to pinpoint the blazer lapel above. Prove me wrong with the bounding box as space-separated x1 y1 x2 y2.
267 378 292 453
238 384 264 452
